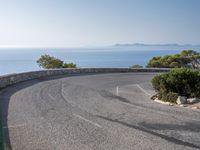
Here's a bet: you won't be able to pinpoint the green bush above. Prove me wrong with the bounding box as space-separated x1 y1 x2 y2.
147 50 200 69
152 68 200 103
37 55 63 69
158 91 178 103
37 54 77 69
130 64 143 68
63 63 77 68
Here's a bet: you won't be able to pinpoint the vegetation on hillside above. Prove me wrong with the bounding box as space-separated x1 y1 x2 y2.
147 50 200 69
37 55 77 69
152 68 200 103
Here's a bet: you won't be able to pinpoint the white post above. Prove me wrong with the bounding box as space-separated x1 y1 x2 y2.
116 86 119 96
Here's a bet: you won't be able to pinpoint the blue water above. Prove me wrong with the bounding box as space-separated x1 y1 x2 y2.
0 46 200 75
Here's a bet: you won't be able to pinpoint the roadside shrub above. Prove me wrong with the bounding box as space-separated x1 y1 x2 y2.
158 91 178 103
147 50 200 69
152 68 200 103
37 54 77 69
130 64 143 68
37 55 63 69
63 63 77 68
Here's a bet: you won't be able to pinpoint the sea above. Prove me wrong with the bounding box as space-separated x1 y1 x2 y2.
0 45 200 75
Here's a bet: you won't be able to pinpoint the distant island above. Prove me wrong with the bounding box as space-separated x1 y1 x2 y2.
114 43 200 47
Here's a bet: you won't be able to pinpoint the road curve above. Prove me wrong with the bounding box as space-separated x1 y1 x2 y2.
0 73 200 150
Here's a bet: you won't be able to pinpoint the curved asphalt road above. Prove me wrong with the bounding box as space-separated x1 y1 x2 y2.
1 73 200 150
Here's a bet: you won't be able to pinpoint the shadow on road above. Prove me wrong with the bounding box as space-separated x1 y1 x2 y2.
0 80 38 150
96 115 200 149
139 122 200 133
99 90 131 103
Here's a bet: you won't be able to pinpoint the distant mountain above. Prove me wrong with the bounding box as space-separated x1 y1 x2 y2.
114 43 199 47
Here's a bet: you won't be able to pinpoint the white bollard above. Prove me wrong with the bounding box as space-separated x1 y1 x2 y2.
116 86 119 96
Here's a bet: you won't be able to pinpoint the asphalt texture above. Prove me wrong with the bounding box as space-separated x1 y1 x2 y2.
0 73 200 150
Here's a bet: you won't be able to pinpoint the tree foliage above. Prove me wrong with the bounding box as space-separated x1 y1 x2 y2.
147 50 200 69
152 68 200 103
130 64 143 68
37 55 64 69
63 63 77 68
37 54 77 69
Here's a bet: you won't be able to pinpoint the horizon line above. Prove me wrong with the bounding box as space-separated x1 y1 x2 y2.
0 43 200 49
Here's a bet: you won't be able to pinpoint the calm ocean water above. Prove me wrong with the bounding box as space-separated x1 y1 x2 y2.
0 46 200 75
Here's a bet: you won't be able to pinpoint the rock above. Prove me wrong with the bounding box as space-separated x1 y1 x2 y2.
180 104 187 107
192 106 199 109
176 96 187 104
150 94 158 100
187 98 199 104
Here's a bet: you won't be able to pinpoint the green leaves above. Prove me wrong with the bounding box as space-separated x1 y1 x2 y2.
37 55 64 69
152 68 200 102
63 63 77 68
130 64 143 68
37 54 77 69
147 50 200 69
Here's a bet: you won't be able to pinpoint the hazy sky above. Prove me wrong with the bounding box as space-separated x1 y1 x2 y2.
0 0 200 47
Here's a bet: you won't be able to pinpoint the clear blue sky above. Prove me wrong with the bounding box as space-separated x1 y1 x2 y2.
0 0 199 47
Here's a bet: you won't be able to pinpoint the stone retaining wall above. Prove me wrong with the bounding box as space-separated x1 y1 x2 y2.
0 68 170 88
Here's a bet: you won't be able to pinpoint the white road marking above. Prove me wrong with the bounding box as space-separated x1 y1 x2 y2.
136 84 151 96
48 93 56 100
3 123 26 129
73 114 102 128
116 86 119 96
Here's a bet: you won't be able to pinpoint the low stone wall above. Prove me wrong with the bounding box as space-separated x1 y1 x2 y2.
0 68 170 89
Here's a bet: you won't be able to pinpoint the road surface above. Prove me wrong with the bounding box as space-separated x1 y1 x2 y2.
1 73 200 150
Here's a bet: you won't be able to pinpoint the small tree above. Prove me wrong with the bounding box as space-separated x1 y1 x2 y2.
63 63 77 68
37 55 64 69
130 64 143 68
146 50 200 69
181 50 200 69
37 54 77 69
